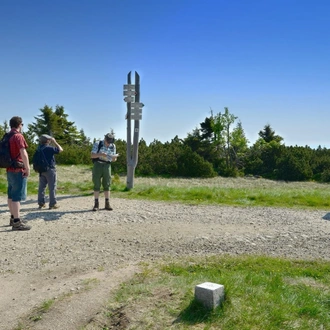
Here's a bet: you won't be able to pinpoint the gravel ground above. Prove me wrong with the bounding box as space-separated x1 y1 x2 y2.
1 195 330 329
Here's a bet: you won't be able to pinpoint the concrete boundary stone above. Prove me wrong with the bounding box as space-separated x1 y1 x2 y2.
195 282 225 309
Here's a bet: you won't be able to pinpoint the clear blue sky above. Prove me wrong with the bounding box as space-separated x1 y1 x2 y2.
1 0 329 148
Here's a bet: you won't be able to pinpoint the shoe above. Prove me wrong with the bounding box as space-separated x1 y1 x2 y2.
92 201 99 211
12 220 31 231
105 201 113 211
10 217 27 226
49 204 59 210
38 204 46 209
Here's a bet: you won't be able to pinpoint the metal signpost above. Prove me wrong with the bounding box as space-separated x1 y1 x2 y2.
123 71 144 189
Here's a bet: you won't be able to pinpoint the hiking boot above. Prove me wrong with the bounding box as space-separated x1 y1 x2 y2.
10 217 27 226
105 201 113 211
49 204 59 210
92 200 99 211
12 220 31 231
38 204 46 209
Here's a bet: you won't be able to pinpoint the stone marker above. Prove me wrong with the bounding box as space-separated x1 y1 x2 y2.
195 282 225 309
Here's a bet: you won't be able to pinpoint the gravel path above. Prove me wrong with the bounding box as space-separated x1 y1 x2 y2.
1 195 330 329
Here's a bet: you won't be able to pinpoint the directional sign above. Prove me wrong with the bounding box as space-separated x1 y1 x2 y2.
123 90 137 96
131 111 142 120
130 102 144 110
123 84 135 90
123 96 134 103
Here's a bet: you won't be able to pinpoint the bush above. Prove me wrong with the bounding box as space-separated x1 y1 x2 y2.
177 149 217 178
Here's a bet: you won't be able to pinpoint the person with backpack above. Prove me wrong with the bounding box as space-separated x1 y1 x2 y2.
35 134 63 209
5 116 31 230
91 133 118 211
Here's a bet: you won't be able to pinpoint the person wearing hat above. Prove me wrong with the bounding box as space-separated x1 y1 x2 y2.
91 133 119 211
37 134 63 209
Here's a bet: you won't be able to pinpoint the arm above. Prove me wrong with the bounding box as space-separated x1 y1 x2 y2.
20 148 30 177
91 151 106 159
111 144 119 162
51 138 63 152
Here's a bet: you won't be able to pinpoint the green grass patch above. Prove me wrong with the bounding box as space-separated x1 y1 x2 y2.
113 184 330 209
2 166 330 209
104 255 330 329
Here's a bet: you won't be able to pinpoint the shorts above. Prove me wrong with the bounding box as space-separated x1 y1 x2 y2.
92 162 111 191
7 171 27 202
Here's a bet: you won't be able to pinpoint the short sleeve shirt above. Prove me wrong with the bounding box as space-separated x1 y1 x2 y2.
7 129 28 172
91 140 116 162
40 145 60 168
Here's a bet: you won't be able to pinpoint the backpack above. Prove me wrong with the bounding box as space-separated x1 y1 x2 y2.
32 146 50 173
0 131 21 168
92 141 103 163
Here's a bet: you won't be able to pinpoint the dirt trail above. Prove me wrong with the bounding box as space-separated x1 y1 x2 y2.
1 195 330 329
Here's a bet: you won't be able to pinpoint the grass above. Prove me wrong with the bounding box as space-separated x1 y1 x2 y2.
28 299 55 322
1 165 330 209
103 255 330 329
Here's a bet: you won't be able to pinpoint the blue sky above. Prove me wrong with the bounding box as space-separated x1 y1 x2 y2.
1 0 329 148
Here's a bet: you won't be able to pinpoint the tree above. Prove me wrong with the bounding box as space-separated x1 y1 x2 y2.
27 104 93 165
0 120 9 137
230 121 249 174
258 124 283 143
245 124 284 178
276 146 313 181
27 105 86 145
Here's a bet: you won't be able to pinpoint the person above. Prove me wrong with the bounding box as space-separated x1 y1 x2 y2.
6 116 31 230
37 134 63 209
91 133 118 211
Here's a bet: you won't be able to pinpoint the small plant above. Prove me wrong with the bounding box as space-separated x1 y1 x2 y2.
27 298 55 323
81 277 100 290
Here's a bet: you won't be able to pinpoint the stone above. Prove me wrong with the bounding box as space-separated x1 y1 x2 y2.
195 282 225 309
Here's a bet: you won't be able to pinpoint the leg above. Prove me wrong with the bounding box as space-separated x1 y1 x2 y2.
92 163 102 211
7 198 14 217
102 164 112 210
47 168 57 207
10 201 20 219
7 198 14 225
7 172 30 230
38 172 48 206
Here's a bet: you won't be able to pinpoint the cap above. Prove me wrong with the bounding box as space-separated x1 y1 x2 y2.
39 134 52 144
104 133 114 143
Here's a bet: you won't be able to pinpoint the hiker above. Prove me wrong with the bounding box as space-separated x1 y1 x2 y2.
91 133 118 211
6 116 31 230
37 134 63 209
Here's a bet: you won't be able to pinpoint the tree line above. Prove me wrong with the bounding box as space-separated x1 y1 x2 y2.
1 105 330 182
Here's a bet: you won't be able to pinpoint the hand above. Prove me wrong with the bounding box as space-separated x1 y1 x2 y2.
22 168 30 177
112 154 120 162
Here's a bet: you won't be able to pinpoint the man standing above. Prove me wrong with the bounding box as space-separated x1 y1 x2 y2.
90 133 118 211
37 134 63 209
7 116 31 230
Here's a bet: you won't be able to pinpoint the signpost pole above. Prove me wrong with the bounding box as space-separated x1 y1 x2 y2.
124 71 143 189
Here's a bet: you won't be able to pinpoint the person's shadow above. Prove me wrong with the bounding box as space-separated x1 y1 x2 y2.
0 194 95 232
322 213 330 221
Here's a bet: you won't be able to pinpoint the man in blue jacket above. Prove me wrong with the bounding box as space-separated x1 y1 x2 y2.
37 134 63 209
